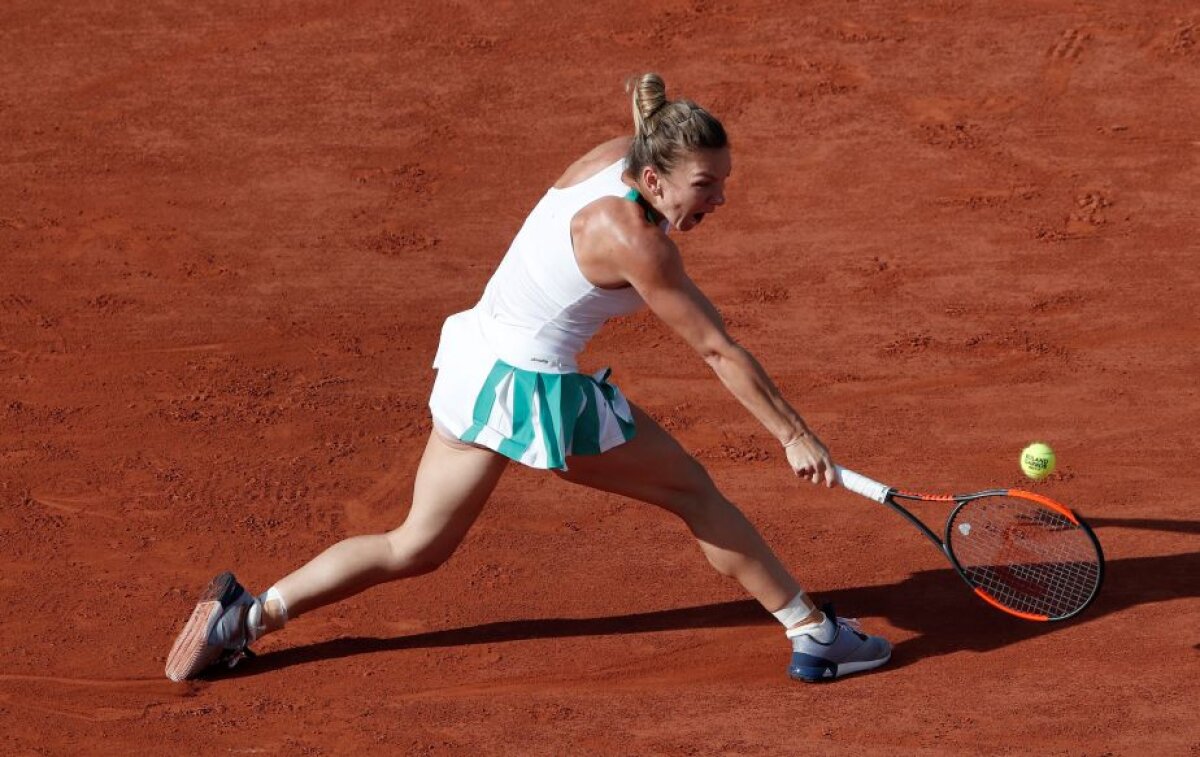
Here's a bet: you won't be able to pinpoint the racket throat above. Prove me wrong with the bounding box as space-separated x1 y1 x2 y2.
882 496 945 549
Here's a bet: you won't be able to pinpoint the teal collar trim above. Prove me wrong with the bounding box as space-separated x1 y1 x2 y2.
622 187 657 225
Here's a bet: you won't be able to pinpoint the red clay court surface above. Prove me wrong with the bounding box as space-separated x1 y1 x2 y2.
2 1 1198 754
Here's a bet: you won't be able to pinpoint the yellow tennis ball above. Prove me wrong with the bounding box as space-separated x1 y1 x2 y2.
1020 442 1056 480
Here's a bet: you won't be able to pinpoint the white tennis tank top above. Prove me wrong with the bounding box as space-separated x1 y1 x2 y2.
473 158 656 371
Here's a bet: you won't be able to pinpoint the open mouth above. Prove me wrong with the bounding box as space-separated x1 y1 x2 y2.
691 212 706 225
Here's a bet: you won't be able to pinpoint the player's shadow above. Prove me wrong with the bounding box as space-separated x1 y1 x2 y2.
227 519 1198 678
1086 516 1200 535
830 549 1197 668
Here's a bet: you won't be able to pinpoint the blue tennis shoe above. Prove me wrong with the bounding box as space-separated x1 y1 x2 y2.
787 604 891 682
165 571 262 681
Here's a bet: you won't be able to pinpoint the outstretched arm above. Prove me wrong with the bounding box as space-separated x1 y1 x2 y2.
617 235 837 487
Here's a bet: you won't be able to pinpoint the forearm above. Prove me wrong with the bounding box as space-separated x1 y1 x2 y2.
704 343 810 445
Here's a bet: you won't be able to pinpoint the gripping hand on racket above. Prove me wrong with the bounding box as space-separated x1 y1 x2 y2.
783 430 838 488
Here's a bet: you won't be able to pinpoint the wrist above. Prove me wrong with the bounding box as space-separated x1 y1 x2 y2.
781 429 811 448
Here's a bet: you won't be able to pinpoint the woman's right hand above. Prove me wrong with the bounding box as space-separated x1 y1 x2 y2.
784 431 838 488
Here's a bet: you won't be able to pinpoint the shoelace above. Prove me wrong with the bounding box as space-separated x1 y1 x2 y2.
838 616 863 632
837 616 869 641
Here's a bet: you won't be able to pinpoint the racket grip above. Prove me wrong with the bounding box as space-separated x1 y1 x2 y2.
834 465 891 503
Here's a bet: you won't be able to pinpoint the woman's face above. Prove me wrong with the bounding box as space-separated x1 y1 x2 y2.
646 147 731 232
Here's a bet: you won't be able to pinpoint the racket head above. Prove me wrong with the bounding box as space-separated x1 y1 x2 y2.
943 490 1104 622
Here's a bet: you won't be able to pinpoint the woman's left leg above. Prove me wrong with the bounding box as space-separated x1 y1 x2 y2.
555 402 892 682
554 403 805 614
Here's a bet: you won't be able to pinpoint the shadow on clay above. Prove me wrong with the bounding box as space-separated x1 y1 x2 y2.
1086 516 1200 535
825 548 1198 671
220 519 1199 679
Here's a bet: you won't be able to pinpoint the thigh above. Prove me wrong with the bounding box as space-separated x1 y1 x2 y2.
395 428 510 548
554 403 718 515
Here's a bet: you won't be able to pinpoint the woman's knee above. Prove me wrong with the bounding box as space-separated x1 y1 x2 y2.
382 528 462 577
665 470 756 547
662 458 727 520
684 491 745 539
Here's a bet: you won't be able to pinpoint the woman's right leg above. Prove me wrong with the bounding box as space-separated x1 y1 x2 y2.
166 427 507 681
267 428 508 624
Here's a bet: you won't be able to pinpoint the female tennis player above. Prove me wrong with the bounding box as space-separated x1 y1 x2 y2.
166 73 891 684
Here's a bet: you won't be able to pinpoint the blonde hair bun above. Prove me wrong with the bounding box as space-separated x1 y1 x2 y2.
628 73 668 138
624 73 727 175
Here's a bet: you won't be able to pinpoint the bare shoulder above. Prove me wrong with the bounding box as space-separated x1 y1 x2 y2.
553 137 633 189
573 196 678 288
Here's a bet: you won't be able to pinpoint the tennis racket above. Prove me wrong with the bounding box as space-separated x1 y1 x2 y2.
834 465 1104 622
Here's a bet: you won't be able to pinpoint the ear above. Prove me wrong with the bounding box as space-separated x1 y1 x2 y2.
641 165 664 197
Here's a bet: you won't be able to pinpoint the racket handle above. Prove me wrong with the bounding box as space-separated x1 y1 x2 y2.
834 465 891 503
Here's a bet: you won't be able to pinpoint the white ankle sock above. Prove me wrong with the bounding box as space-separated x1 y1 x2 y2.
785 613 833 643
245 586 288 642
771 592 817 628
261 586 288 625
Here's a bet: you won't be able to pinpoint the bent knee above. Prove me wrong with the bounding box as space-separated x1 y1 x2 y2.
383 531 462 577
668 455 716 495
663 462 731 522
684 491 741 532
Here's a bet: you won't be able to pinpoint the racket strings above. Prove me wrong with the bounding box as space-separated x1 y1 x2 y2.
948 497 1101 619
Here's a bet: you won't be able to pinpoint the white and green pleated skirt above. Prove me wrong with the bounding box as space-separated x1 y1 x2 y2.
429 309 637 470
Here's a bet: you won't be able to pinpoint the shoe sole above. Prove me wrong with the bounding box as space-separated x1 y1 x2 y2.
164 572 239 682
789 650 892 683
